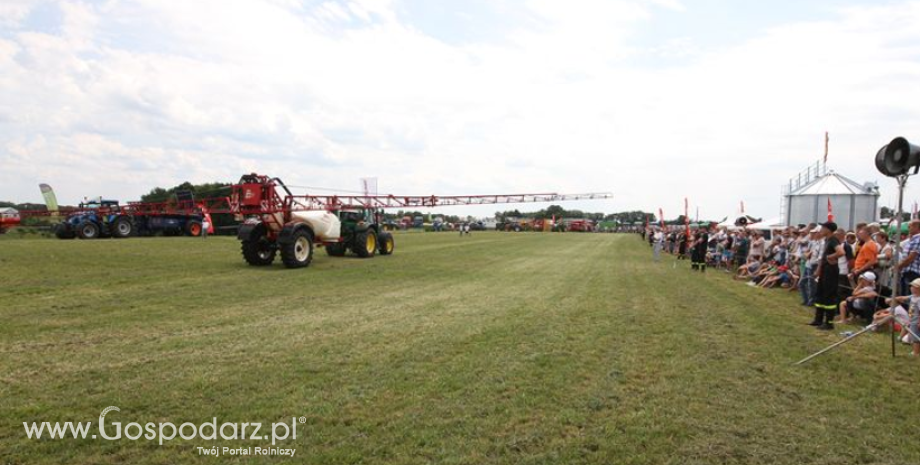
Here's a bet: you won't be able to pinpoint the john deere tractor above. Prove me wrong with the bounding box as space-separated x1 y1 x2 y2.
323 209 395 258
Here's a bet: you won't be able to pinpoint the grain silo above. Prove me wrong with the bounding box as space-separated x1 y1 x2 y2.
783 169 879 230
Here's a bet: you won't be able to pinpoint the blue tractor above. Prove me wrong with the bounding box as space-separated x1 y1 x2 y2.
53 198 134 240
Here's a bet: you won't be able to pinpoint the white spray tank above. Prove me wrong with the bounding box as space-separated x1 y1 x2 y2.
291 211 341 241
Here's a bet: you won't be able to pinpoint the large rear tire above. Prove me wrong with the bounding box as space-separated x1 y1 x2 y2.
354 229 377 258
77 221 100 239
378 232 394 255
186 220 203 237
281 228 314 268
241 224 276 266
325 242 347 257
111 216 133 238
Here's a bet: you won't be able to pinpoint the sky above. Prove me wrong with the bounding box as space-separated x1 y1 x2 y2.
2 0 920 220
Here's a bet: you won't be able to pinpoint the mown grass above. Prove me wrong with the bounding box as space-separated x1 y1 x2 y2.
1 232 919 464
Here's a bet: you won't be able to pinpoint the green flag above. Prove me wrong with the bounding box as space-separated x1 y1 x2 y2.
39 184 59 214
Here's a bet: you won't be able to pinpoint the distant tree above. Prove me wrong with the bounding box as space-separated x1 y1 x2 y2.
880 206 910 222
140 181 234 234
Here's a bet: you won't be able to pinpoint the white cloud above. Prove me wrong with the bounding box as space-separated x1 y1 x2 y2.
1 0 920 220
0 0 46 28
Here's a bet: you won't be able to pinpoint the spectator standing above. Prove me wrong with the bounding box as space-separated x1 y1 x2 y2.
876 232 894 296
811 222 844 330
750 232 765 263
896 220 920 296
691 227 710 272
836 229 853 296
801 227 823 307
734 231 750 268
850 228 879 280
653 229 664 261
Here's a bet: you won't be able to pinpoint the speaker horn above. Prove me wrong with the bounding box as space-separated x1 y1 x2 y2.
876 137 920 177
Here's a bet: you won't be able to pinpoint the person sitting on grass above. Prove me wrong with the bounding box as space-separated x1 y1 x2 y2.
735 258 762 280
871 305 909 340
748 260 779 287
758 264 794 289
836 272 878 325
879 278 920 357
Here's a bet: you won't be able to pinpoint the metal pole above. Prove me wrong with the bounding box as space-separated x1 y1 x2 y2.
795 317 889 365
795 312 920 365
892 175 907 357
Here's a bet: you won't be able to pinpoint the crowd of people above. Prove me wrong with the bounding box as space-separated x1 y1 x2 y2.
642 220 920 356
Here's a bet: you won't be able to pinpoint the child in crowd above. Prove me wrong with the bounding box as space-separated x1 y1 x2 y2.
837 272 879 324
881 278 920 357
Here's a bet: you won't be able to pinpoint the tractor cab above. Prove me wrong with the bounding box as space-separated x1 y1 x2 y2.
80 198 121 212
336 208 377 226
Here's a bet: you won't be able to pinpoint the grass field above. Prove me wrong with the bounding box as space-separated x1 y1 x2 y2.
2 232 920 464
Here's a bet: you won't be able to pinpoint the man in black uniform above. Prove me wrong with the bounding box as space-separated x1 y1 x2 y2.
678 230 688 260
691 226 710 272
810 221 845 330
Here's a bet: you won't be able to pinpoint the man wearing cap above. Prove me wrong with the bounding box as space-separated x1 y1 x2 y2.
837 271 878 324
811 221 845 330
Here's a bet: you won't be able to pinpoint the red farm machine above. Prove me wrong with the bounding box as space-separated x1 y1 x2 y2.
229 173 612 269
46 196 227 239
0 208 21 234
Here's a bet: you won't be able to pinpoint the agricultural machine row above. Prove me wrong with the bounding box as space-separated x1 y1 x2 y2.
8 174 611 271
10 192 225 239
226 173 612 269
497 218 596 232
49 198 212 239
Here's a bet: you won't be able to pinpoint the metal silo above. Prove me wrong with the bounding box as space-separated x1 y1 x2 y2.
783 170 879 230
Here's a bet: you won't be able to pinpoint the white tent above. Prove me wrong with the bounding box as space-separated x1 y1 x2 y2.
746 217 784 231
716 215 760 230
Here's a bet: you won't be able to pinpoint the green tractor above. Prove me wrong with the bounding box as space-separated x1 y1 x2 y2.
323 209 395 258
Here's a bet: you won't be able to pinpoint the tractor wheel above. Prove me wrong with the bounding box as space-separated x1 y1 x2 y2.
378 232 395 255
241 225 276 266
111 217 133 238
54 224 76 239
281 228 314 268
77 221 100 239
186 220 203 237
354 229 377 258
325 242 347 257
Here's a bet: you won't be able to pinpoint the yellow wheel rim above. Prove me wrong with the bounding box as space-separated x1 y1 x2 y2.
386 238 393 253
367 234 376 253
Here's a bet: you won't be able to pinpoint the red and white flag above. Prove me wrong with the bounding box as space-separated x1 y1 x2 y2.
827 198 834 222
